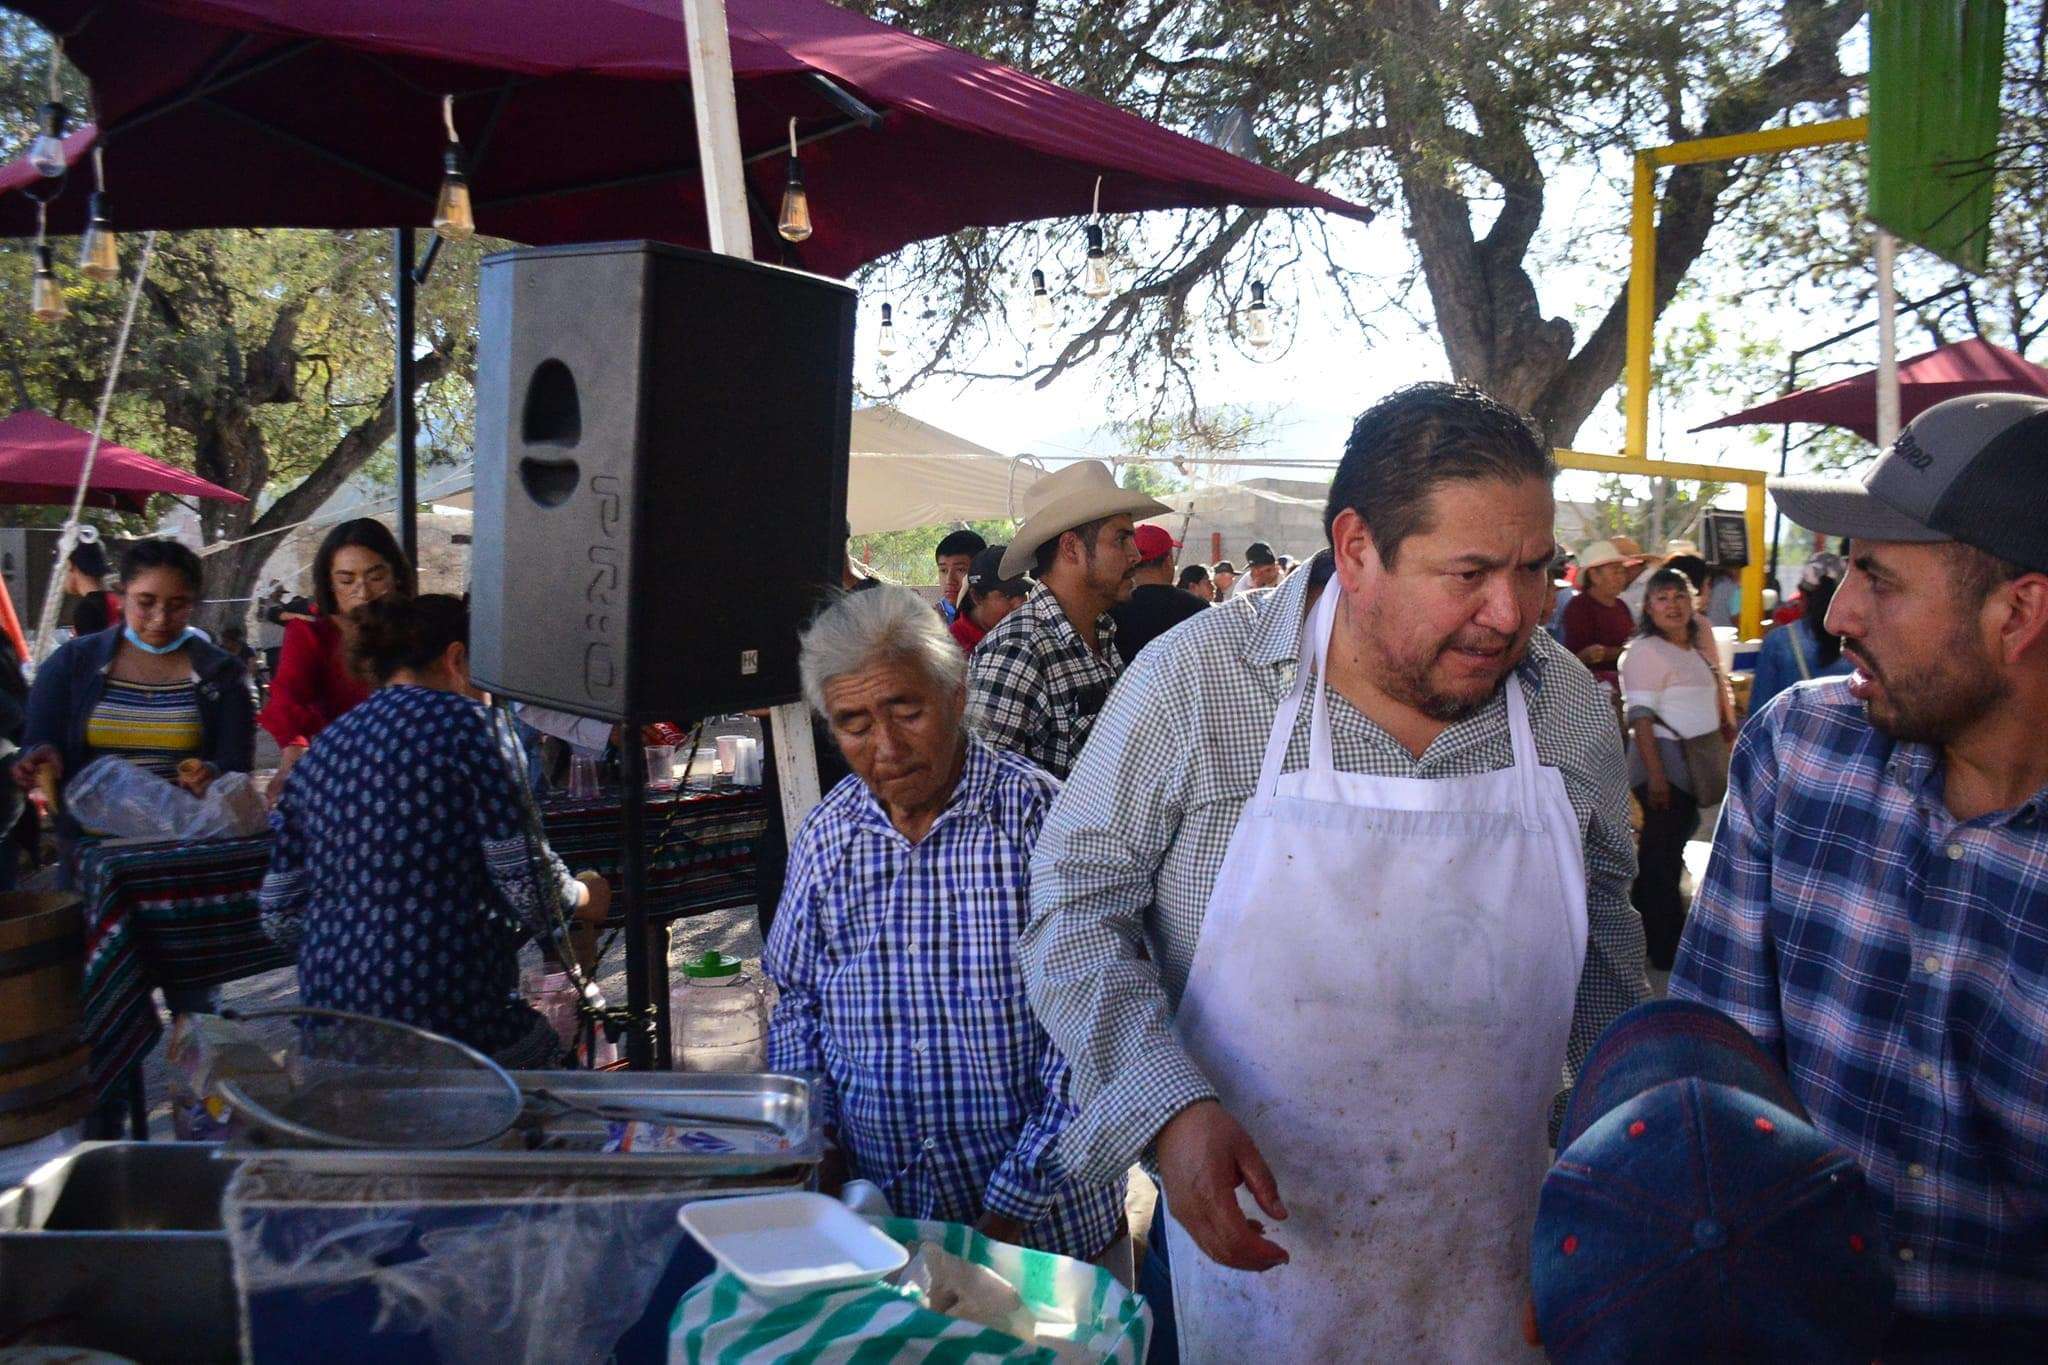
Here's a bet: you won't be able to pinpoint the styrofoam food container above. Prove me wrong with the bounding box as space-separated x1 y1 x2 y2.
678 1191 908 1299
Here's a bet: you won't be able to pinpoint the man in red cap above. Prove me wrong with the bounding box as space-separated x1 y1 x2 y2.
1110 524 1209 663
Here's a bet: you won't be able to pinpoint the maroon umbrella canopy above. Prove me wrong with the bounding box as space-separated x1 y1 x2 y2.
0 409 248 512
0 0 1370 275
1691 337 2048 445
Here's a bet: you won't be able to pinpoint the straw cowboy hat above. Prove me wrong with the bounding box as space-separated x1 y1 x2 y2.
999 460 1171 578
1576 538 1652 573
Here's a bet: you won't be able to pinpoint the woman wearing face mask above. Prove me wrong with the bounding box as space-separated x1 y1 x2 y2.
258 519 414 801
12 538 256 857
259 595 609 1064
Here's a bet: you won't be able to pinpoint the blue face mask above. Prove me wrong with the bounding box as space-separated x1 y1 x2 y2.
123 626 196 656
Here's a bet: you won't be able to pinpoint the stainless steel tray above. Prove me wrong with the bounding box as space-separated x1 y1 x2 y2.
228 1067 825 1178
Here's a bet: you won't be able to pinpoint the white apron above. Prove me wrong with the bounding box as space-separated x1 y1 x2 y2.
1164 581 1588 1363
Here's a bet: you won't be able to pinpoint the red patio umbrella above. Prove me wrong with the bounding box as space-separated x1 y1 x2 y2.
0 0 1371 276
1691 337 2048 445
0 409 248 512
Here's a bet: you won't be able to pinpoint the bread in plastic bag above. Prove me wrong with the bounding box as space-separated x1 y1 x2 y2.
65 755 269 840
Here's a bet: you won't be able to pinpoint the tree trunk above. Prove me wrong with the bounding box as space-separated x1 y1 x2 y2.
1395 0 1868 446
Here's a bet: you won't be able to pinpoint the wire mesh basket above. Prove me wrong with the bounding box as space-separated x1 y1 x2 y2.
217 1007 525 1150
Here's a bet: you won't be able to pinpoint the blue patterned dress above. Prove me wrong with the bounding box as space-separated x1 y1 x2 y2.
259 685 580 1060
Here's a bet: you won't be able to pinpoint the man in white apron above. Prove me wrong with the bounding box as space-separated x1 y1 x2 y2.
1022 383 1648 1361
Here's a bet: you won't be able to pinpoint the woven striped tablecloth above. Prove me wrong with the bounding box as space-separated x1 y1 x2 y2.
75 785 766 1103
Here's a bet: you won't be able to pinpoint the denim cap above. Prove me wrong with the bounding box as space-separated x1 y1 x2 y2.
1533 1000 1893 1363
1770 392 2048 574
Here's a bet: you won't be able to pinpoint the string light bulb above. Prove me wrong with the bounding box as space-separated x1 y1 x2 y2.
31 246 67 323
1247 281 1274 348
778 119 812 243
78 149 118 282
1030 268 1055 332
432 95 475 242
1083 223 1111 298
877 302 899 356
29 51 68 179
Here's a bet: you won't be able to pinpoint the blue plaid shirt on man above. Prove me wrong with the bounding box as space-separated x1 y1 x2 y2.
1673 679 2048 1325
764 735 1123 1260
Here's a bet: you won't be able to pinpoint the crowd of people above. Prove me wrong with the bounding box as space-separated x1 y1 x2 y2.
765 384 2048 1361
1 381 2042 1358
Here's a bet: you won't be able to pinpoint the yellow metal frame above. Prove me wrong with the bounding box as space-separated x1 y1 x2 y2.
1597 115 1869 639
1555 448 1768 636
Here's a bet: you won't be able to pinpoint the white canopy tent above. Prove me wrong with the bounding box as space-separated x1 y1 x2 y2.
432 404 1039 535
844 406 1042 535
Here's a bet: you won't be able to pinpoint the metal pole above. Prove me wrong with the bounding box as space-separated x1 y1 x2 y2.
1875 229 1902 447
1624 153 1656 458
394 227 419 567
1767 355 1797 591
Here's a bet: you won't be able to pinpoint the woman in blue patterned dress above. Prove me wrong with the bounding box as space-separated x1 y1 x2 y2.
259 595 610 1065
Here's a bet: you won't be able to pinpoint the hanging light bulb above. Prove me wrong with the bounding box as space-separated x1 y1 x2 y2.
29 106 68 178
78 150 119 282
877 302 899 357
1083 223 1111 299
31 245 67 323
29 50 68 178
1030 268 1055 332
432 95 475 242
778 118 812 243
1247 281 1274 348
78 194 118 281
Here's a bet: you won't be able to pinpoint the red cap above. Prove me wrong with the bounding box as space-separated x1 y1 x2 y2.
1133 524 1182 563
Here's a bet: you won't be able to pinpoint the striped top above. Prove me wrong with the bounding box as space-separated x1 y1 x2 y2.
85 677 203 779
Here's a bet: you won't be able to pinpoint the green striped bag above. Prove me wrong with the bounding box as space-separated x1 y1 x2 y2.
669 1216 1151 1363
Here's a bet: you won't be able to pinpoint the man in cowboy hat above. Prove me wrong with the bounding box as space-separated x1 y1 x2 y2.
966 460 1169 779
1560 537 1650 692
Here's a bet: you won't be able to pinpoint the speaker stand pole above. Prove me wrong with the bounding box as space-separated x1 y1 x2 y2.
619 729 662 1070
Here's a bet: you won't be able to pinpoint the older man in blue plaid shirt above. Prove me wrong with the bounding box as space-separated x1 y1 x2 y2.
1674 396 2048 1356
764 586 1123 1262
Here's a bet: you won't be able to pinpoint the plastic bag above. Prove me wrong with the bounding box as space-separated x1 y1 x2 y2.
66 756 269 840
225 1157 692 1365
167 1012 285 1141
669 1217 1150 1364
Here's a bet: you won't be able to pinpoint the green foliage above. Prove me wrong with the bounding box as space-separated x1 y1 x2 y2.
1117 461 1184 499
852 518 1015 585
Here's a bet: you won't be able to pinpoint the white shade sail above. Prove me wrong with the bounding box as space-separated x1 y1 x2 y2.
846 406 1042 535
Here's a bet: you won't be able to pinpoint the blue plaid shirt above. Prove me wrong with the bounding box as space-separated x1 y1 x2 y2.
1673 679 2048 1323
764 736 1123 1260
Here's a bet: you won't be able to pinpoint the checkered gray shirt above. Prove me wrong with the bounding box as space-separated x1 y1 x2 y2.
1020 556 1649 1182
966 583 1123 780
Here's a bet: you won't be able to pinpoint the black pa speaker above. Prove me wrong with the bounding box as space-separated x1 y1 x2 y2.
471 242 856 722
1702 509 1751 569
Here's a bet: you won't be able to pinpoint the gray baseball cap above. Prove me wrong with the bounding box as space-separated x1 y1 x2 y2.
1769 393 2048 573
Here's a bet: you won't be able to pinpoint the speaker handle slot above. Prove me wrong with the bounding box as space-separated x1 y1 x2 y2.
522 358 583 448
520 456 581 507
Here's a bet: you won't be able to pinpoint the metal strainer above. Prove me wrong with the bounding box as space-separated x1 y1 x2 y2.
216 1007 525 1150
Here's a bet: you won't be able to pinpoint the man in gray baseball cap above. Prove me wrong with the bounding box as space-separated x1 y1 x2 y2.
1671 393 2048 1356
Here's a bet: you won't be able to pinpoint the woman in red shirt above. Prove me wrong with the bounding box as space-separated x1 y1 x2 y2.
259 519 414 798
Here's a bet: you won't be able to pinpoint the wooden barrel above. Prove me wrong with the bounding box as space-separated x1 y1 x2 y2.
0 891 92 1145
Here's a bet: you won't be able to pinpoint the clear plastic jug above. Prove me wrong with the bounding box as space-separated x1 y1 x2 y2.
669 951 768 1072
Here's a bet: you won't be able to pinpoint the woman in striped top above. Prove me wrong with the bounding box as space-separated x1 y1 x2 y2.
14 539 255 852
